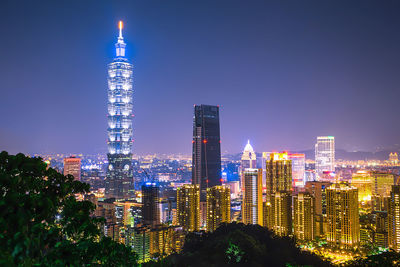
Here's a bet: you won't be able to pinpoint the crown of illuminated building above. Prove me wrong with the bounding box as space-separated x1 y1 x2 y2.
115 20 126 57
269 152 289 161
241 140 256 160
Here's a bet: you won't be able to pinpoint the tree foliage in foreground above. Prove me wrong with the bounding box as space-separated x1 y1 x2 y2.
0 151 138 266
145 222 332 267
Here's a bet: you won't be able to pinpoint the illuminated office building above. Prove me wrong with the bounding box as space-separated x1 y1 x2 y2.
63 156 81 181
242 169 263 226
289 153 305 188
389 185 400 252
149 225 185 257
270 191 292 236
240 140 257 190
125 226 150 263
389 152 399 165
374 211 389 248
206 185 231 232
264 152 292 235
293 192 315 241
315 136 335 179
372 171 395 198
105 21 134 199
176 184 200 232
351 171 372 203
305 181 332 216
265 152 292 196
114 200 142 227
326 184 359 249
192 105 222 202
142 182 160 228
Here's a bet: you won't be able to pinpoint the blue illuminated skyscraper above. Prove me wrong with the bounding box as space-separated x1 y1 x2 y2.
105 21 134 199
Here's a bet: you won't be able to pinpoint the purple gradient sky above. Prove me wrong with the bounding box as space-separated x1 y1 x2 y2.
1 0 400 155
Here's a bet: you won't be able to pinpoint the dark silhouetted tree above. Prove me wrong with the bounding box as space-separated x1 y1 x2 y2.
0 151 138 266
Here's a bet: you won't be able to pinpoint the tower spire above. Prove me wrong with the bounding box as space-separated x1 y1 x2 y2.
119 20 123 39
115 20 126 57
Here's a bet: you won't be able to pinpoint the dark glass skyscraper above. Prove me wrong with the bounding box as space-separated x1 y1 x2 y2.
142 182 160 227
192 104 222 201
105 21 134 199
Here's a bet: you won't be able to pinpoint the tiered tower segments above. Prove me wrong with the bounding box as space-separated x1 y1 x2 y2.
105 21 134 199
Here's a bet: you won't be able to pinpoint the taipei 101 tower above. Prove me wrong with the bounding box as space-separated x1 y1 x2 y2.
105 21 134 199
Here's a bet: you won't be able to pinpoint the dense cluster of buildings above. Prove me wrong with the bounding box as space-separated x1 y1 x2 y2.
54 22 400 263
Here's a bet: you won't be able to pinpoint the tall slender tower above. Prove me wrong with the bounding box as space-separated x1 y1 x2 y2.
242 168 263 226
142 182 160 228
105 21 134 199
293 192 316 241
192 105 222 202
315 136 335 179
176 184 200 232
389 185 400 252
240 140 257 191
264 152 292 235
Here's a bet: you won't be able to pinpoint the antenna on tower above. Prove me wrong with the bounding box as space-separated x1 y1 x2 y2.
118 20 123 38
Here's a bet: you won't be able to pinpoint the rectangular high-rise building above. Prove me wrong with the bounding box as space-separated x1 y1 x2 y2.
305 181 332 216
293 193 316 241
142 182 160 228
63 156 81 181
326 184 359 249
176 184 200 232
270 191 292 236
351 171 372 203
242 168 263 226
264 152 292 236
289 153 305 188
315 136 335 179
206 185 231 232
192 105 222 202
372 171 395 198
389 185 400 252
265 152 292 197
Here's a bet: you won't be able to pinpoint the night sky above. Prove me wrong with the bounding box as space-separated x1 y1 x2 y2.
1 0 400 155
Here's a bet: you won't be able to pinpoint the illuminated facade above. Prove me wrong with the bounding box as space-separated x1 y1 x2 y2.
206 185 231 232
372 171 395 198
305 181 332 216
149 225 185 257
265 152 292 196
114 200 141 227
389 185 400 252
351 171 372 205
389 152 399 164
63 156 81 181
315 136 335 179
125 226 150 263
142 183 160 228
192 105 222 202
105 21 134 199
242 168 263 226
289 153 305 187
176 184 200 232
293 192 315 241
326 184 359 249
264 152 292 235
270 191 292 236
240 140 257 190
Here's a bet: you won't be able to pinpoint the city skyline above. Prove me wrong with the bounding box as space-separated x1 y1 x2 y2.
2 0 400 155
